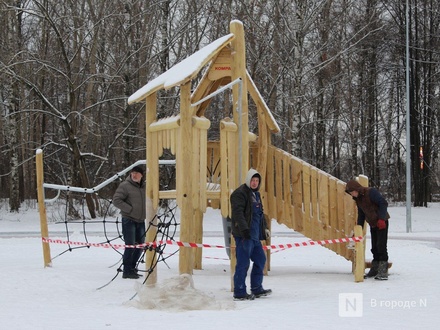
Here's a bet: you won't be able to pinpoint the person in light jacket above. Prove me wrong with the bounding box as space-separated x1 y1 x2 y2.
230 168 272 300
113 166 146 279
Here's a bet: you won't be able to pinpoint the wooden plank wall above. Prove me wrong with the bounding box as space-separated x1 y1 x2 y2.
205 140 359 263
263 146 358 261
148 115 210 213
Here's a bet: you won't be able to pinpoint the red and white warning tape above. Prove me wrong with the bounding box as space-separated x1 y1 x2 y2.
42 236 363 251
264 236 363 250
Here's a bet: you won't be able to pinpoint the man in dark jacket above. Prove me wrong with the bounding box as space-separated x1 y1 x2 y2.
230 168 272 300
346 179 390 280
113 166 146 279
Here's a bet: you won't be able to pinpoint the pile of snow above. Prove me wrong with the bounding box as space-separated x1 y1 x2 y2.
130 274 234 311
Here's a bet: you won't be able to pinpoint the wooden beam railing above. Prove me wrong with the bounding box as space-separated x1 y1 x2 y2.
206 140 365 281
264 145 359 262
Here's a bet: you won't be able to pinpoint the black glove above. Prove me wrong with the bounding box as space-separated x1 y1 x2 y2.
241 229 251 239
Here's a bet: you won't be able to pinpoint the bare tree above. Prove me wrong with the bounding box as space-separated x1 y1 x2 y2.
1 0 25 212
0 0 439 209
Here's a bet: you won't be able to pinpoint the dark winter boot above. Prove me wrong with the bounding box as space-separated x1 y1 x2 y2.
122 271 139 279
364 260 379 278
253 288 272 298
374 261 388 280
233 293 255 301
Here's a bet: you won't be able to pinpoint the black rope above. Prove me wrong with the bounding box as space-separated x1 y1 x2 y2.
47 189 181 295
129 202 180 300
47 165 182 296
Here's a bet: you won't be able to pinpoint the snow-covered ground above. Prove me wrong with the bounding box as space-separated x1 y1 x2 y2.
0 202 439 329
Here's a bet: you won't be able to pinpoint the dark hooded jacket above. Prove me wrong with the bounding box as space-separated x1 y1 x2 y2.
345 179 389 227
113 175 146 222
230 168 268 239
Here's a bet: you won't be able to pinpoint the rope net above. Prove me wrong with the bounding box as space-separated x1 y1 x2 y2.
48 190 180 292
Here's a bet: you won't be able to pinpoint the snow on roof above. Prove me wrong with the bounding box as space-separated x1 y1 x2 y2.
128 34 235 104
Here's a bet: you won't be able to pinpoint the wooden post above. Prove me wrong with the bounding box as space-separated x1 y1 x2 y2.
178 81 194 275
230 236 236 291
291 157 304 232
318 174 330 240
354 225 365 282
144 197 157 285
220 119 237 218
302 165 312 237
357 175 369 269
230 20 249 184
220 122 229 218
144 93 159 285
36 149 52 267
193 209 203 270
357 175 369 188
146 93 158 208
336 181 347 256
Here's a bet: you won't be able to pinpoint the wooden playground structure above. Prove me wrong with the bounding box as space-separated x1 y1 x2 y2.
126 20 367 282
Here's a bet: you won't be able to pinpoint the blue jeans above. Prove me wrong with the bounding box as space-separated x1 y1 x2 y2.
233 236 266 296
122 218 145 273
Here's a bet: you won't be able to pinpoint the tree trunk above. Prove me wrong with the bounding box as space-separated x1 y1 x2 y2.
5 2 23 212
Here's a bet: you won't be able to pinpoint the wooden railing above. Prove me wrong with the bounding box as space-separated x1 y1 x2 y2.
206 142 363 269
263 146 359 261
155 135 365 280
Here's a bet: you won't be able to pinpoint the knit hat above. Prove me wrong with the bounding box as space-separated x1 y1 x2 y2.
131 166 144 176
345 179 363 194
